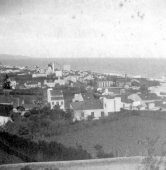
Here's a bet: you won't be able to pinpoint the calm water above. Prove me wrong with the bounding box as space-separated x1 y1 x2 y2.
1 58 166 78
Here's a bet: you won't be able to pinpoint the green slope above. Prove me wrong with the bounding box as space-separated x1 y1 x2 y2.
54 112 166 157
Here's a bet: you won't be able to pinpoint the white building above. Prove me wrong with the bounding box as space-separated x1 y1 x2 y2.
44 78 65 87
72 93 84 102
47 88 65 110
71 96 123 121
32 73 47 78
0 116 12 127
55 70 63 77
24 82 41 89
103 96 122 115
71 99 104 121
97 80 114 88
10 80 17 89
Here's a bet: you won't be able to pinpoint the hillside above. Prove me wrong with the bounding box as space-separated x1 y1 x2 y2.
0 148 23 165
53 112 166 157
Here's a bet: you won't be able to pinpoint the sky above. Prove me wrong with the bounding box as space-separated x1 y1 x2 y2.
0 0 166 58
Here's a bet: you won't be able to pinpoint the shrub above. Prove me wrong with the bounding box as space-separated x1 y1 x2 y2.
18 126 29 136
20 165 32 170
94 144 115 158
44 168 59 170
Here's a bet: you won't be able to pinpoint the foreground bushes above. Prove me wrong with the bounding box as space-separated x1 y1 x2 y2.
0 131 91 163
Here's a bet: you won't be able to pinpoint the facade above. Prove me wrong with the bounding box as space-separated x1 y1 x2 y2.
24 82 41 89
71 96 122 121
121 96 133 110
103 96 122 115
71 99 104 121
64 76 78 83
47 88 65 110
10 80 17 89
97 80 114 88
32 73 47 78
55 70 63 77
44 78 65 87
72 93 84 102
0 116 12 127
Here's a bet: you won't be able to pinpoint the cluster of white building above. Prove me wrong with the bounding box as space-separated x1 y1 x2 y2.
69 90 162 121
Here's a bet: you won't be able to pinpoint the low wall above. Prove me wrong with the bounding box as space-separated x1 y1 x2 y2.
0 156 149 170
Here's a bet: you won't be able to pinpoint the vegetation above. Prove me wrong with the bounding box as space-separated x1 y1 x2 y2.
5 106 73 139
21 165 32 170
3 74 12 89
138 137 166 170
94 144 117 158
0 131 91 164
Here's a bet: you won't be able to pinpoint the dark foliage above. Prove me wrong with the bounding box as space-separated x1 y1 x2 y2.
0 131 91 163
3 74 11 89
94 144 116 158
20 165 32 170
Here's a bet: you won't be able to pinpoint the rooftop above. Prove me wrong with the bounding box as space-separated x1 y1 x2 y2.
50 90 63 97
139 93 161 101
71 99 103 110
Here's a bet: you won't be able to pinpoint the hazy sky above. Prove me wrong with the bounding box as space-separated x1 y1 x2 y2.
0 0 166 58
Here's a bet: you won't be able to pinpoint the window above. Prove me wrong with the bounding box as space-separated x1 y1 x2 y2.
101 111 104 117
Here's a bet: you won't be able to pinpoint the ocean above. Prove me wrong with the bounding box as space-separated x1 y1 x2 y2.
1 58 166 79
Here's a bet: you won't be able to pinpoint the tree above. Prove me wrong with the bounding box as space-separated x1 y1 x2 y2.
3 74 11 89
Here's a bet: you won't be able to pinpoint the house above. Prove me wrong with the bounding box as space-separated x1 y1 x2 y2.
155 101 166 111
0 89 44 111
71 94 123 121
121 95 133 110
44 78 65 87
128 93 142 107
138 93 161 110
72 93 84 102
102 96 122 115
0 116 12 127
32 73 47 78
55 70 63 77
10 80 17 89
70 99 104 121
47 88 65 110
97 80 114 88
24 82 41 89
127 93 160 111
64 75 78 83
102 88 125 96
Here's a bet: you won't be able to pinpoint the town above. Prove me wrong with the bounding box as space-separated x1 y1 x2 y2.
0 61 165 126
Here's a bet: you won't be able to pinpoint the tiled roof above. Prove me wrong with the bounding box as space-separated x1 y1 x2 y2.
0 95 17 104
51 97 64 100
81 93 94 100
139 93 161 101
71 99 103 110
50 90 63 96
121 95 133 103
155 101 166 109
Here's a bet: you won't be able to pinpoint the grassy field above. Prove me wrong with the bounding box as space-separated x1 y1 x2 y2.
50 111 166 158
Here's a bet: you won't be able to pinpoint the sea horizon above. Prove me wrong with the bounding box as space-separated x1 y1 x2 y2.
1 57 166 79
